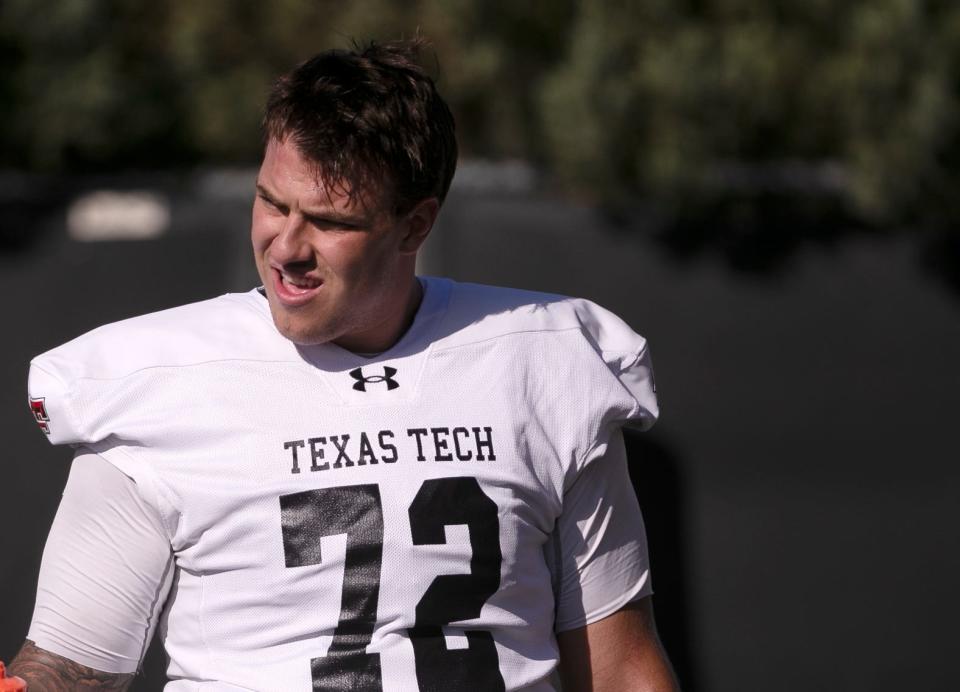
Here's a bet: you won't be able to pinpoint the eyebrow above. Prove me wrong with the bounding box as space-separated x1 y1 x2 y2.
255 183 367 227
255 184 284 207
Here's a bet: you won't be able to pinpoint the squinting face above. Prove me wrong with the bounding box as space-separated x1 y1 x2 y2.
252 138 434 350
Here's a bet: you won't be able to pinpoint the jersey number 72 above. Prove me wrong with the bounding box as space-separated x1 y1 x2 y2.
279 476 506 691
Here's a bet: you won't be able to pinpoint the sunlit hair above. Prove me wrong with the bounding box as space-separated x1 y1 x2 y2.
263 38 458 216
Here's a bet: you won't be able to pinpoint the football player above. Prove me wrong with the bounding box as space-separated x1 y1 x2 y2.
11 40 680 691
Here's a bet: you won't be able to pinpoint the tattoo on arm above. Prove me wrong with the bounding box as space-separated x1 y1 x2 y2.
9 640 134 691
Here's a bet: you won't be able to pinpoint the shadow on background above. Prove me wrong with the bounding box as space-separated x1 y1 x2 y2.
625 429 697 691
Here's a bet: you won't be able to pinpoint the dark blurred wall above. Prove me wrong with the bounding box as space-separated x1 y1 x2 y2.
2 175 959 691
427 185 960 691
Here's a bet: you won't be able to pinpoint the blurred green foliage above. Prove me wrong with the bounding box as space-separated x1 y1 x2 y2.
541 0 960 229
3 0 960 229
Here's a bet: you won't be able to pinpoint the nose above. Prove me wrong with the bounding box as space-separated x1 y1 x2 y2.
270 215 313 266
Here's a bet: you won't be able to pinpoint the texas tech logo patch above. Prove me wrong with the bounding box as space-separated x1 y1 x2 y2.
30 397 51 434
349 366 399 392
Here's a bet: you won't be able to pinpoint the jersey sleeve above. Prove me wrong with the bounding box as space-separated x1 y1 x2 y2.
556 298 659 489
28 450 174 674
574 298 658 432
27 347 135 448
545 429 652 632
27 358 83 446
27 341 182 540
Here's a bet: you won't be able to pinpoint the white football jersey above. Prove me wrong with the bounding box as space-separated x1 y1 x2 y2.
27 277 658 691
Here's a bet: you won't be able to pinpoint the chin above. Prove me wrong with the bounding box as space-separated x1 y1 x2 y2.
280 324 337 346
279 329 326 346
269 309 337 346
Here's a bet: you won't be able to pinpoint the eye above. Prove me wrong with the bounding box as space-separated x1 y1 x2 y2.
256 189 289 215
305 215 359 231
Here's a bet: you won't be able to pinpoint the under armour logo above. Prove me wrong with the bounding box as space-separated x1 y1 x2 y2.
349 366 399 392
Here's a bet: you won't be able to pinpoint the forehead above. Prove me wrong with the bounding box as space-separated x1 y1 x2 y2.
259 138 388 214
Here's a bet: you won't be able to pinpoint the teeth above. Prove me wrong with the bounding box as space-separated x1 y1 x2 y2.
282 274 320 290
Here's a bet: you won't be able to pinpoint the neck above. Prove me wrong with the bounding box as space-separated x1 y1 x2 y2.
395 275 424 342
334 275 423 354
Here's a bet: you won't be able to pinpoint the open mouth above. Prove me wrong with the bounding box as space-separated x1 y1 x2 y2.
272 267 323 305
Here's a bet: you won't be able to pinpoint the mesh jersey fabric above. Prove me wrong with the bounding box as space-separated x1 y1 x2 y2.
26 277 658 691
28 431 650 680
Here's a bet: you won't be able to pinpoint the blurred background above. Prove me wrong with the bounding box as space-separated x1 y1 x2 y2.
2 2 959 690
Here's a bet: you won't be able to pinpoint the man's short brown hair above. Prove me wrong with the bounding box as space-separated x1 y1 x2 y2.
263 39 458 215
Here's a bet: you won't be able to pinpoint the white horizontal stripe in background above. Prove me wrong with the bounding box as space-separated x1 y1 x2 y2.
67 191 170 242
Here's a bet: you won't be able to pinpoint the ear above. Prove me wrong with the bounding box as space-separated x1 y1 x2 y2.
398 197 440 254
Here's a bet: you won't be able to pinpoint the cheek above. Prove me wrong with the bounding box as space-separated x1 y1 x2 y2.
323 238 375 280
250 210 277 256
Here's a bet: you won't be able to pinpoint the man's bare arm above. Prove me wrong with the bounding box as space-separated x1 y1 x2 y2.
9 640 133 691
557 596 680 692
